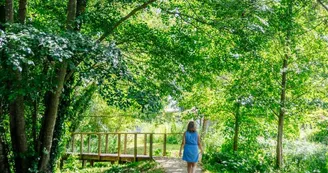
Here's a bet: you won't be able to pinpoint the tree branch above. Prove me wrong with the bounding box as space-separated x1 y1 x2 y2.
162 9 210 25
269 106 279 117
97 0 156 43
162 9 231 35
318 0 328 12
162 9 217 39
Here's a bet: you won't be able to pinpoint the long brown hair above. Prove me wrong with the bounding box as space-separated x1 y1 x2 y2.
187 121 196 132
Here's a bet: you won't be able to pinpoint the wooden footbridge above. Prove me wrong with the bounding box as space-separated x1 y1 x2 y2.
62 132 183 167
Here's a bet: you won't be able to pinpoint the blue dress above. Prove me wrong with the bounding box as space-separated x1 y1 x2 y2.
182 131 199 162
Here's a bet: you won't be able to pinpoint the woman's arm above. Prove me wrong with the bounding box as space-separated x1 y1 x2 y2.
179 132 186 157
198 134 203 153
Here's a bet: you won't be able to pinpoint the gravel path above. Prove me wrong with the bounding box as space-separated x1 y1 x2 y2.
154 157 202 173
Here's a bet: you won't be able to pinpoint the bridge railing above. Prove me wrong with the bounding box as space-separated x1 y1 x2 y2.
67 132 183 161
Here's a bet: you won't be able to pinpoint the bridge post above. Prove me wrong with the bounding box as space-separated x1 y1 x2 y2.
71 134 75 153
118 133 121 161
80 134 83 155
134 133 137 162
144 134 147 155
82 160 86 168
98 134 101 158
163 133 167 156
123 134 127 154
105 134 108 153
87 135 91 153
149 133 153 159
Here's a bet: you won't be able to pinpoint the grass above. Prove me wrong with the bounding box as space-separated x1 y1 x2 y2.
60 160 164 173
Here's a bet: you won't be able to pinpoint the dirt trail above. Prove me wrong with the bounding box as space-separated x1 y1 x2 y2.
154 157 202 173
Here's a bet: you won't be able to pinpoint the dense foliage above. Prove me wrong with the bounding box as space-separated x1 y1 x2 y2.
0 0 328 172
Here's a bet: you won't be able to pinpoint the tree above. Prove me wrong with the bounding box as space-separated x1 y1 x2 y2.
0 0 219 172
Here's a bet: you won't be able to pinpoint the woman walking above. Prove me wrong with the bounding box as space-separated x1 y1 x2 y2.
179 121 203 173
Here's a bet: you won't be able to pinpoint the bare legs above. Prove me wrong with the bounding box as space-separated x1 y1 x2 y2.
187 162 197 173
191 162 197 173
187 162 192 173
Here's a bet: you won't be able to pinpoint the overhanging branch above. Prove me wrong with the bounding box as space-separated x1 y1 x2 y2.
97 0 156 43
318 0 328 12
269 107 279 117
162 9 210 25
162 9 231 35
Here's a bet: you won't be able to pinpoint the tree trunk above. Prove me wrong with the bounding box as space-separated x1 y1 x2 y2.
276 59 287 168
0 140 10 173
38 63 68 172
233 103 240 152
49 82 73 171
276 0 292 168
0 6 8 171
49 0 88 170
0 3 5 30
9 90 28 173
33 100 38 152
0 101 10 173
201 117 207 135
75 0 87 31
38 0 76 171
66 0 77 30
6 1 29 172
18 0 27 24
201 117 208 150
5 0 13 22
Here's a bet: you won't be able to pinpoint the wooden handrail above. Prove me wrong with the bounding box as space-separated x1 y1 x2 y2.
71 132 183 135
68 132 183 161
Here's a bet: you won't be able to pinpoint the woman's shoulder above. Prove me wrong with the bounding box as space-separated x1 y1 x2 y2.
187 131 198 134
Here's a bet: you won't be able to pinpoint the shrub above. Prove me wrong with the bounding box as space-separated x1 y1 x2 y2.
202 140 328 173
202 151 274 173
62 155 81 172
309 120 328 145
167 134 179 144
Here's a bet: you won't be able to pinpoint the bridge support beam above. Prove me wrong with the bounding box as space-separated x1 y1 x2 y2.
134 133 137 162
150 133 153 159
82 160 86 168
